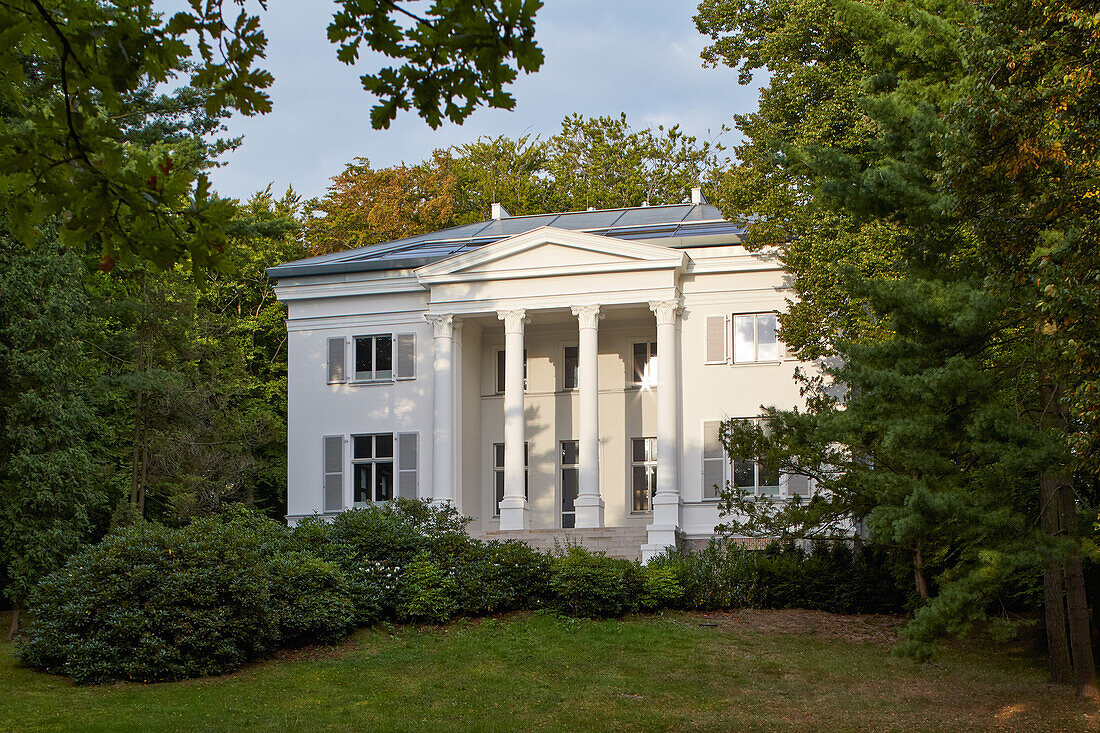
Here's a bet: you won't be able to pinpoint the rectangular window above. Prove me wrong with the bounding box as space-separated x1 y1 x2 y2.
493 442 528 516
632 342 658 387
561 440 578 528
631 437 657 512
496 349 528 393
733 314 779 363
355 335 393 381
352 433 394 505
563 346 579 391
729 418 780 496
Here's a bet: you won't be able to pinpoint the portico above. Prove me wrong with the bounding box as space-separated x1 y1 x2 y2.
416 227 688 553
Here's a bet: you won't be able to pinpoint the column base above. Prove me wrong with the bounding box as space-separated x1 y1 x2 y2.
643 493 683 562
498 497 530 530
573 495 605 528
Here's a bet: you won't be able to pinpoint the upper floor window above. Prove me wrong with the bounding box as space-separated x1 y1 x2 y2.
733 313 778 363
353 433 393 504
632 341 657 387
496 349 527 393
563 345 579 390
355 335 392 381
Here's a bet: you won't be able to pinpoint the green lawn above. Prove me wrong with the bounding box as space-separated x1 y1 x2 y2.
2 609 1095 732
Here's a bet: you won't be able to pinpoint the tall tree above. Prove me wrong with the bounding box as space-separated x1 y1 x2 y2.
1 0 543 268
699 0 1099 695
0 223 106 639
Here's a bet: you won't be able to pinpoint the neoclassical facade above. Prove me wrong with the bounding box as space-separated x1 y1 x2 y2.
269 193 811 559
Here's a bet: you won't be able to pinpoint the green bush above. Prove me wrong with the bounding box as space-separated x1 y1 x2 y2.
18 517 277 684
635 564 684 612
266 551 356 646
652 542 757 610
398 552 456 623
549 547 632 618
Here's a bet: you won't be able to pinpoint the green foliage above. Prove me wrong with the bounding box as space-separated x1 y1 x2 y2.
303 114 727 256
548 547 633 619
0 225 106 611
397 552 456 624
635 565 684 612
328 0 544 129
0 0 271 268
17 517 277 684
651 542 758 610
267 551 356 646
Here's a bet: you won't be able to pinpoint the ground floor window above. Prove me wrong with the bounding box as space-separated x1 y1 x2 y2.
731 418 780 495
631 437 657 511
561 440 578 528
493 442 528 516
353 433 394 504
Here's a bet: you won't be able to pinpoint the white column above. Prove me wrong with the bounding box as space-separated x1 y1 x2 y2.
643 299 683 561
572 304 604 527
426 314 456 504
497 309 529 529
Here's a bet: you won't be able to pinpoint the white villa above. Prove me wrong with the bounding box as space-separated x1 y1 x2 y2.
268 190 811 560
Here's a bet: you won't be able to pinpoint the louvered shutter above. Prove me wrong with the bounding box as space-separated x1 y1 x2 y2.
397 432 418 499
702 420 726 499
786 474 811 497
323 435 344 511
327 337 346 383
395 333 416 380
705 315 727 364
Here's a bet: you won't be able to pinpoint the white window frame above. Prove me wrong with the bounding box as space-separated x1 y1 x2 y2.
562 343 579 392
351 433 395 505
354 334 394 382
495 349 528 394
560 439 579 528
630 436 658 513
492 441 528 516
732 313 780 364
631 341 658 388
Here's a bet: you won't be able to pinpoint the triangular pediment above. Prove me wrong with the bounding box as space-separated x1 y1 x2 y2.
416 226 687 283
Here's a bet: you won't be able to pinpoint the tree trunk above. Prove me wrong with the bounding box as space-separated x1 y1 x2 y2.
913 544 930 601
6 607 19 641
1043 379 1097 698
1040 466 1072 685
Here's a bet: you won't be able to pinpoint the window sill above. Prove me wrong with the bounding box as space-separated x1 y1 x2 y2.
730 360 782 367
349 379 395 387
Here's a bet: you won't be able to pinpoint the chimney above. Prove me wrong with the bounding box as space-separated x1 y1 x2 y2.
690 187 708 205
491 202 511 220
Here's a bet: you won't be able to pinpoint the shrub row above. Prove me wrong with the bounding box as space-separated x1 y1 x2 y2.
17 501 908 684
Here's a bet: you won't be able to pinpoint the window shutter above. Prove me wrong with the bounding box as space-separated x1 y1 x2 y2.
396 333 416 380
705 316 727 364
323 435 344 512
786 474 811 497
327 337 346 383
702 420 726 499
397 432 418 499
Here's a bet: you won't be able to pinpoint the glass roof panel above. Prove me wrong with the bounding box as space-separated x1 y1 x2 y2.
474 214 560 238
610 205 694 228
548 209 628 231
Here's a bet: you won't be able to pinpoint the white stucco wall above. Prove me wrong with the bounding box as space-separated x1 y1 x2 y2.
278 232 810 542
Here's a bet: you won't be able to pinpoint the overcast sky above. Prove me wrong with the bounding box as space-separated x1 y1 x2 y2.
195 1 762 201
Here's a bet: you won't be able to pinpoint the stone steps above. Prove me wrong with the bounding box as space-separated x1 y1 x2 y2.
471 527 649 561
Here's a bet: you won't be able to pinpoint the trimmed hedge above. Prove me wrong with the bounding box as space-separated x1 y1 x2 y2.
17 500 909 685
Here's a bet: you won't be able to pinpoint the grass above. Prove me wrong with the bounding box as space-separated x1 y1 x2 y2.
2 609 1096 732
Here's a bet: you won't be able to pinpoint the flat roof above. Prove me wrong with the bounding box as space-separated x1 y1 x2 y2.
268 203 745 279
